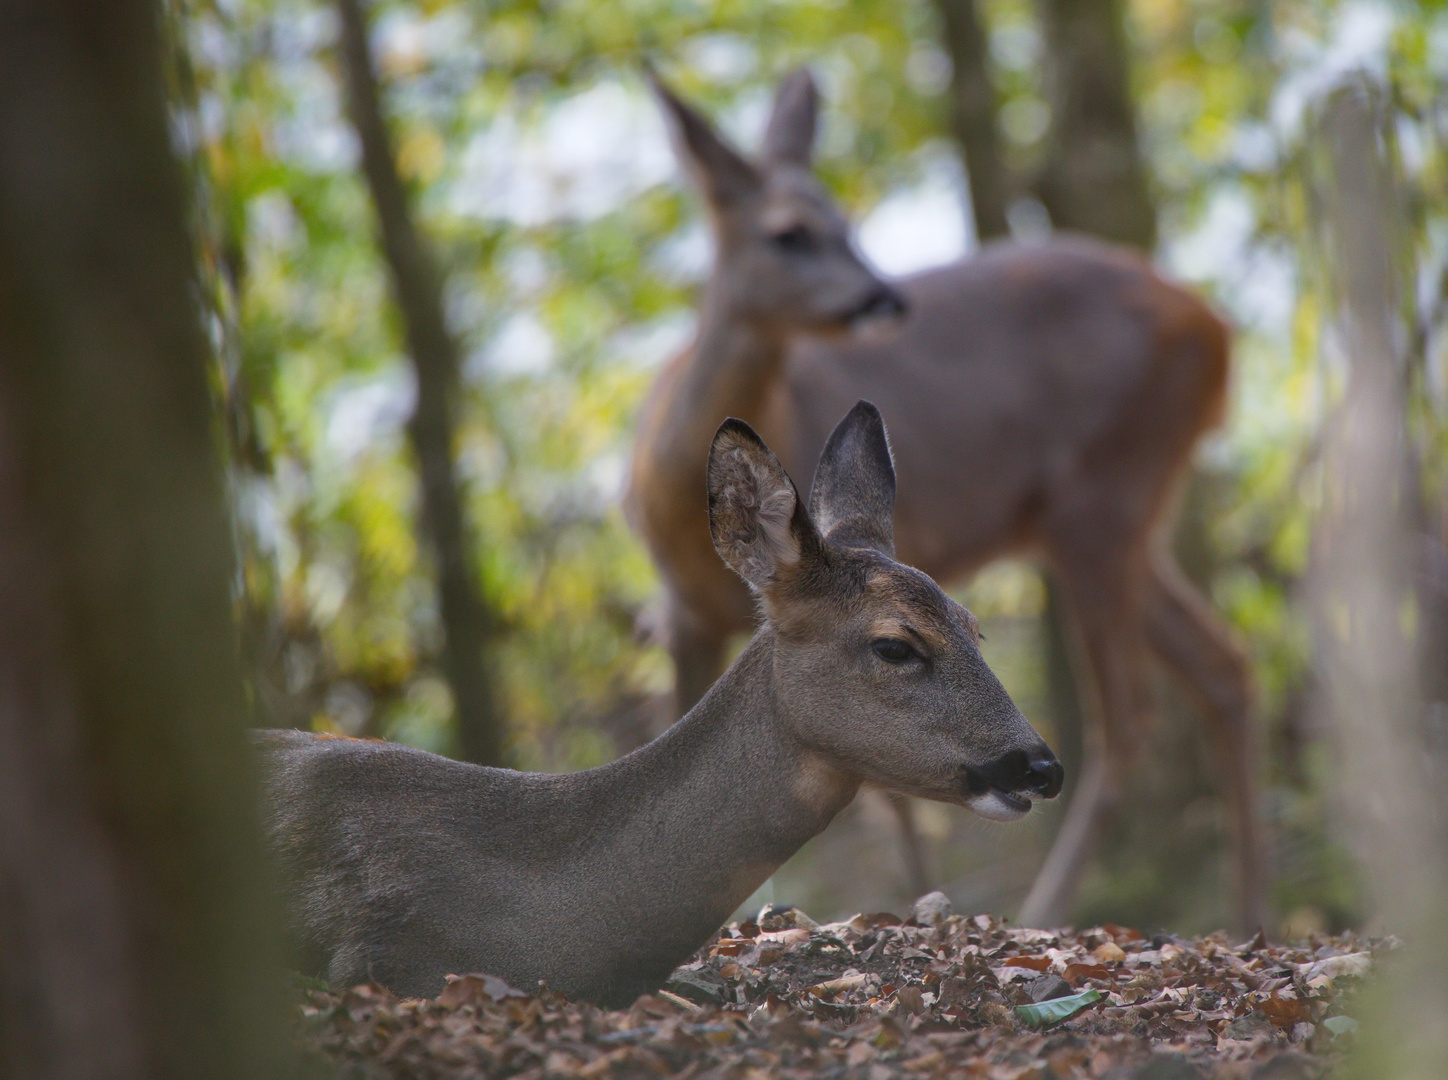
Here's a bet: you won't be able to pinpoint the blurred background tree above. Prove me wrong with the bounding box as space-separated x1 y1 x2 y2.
334 0 508 767
0 1 308 1074
173 0 1448 935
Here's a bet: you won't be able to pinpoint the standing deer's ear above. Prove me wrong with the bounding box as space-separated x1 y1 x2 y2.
707 418 820 593
762 68 818 168
808 401 896 556
646 65 761 207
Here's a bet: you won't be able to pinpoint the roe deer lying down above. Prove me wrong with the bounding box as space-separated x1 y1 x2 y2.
257 403 1062 1006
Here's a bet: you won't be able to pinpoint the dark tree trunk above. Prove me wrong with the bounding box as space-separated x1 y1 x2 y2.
1034 0 1156 249
0 1 302 1076
336 0 506 767
931 0 1012 241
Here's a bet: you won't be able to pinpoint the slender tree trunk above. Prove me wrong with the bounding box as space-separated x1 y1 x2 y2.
335 0 506 767
931 0 1012 241
1034 0 1155 249
1313 83 1448 1080
0 1 302 1075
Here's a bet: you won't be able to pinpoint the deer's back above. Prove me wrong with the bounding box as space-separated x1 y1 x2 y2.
254 726 792 1004
257 732 544 992
255 731 675 1001
781 236 1228 575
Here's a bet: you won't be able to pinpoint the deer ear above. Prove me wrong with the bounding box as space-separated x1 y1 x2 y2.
707 418 819 593
808 401 896 555
762 68 818 167
646 66 760 206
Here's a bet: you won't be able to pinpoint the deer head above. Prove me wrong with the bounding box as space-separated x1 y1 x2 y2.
707 401 1062 820
650 67 906 332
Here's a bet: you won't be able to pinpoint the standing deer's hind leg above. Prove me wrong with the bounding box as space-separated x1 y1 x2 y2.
1142 552 1266 933
1018 552 1154 928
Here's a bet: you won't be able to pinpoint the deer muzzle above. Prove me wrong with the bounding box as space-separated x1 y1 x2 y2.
959 747 1064 820
848 284 908 325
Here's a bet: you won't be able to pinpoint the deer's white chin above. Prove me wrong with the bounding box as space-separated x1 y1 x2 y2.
967 789 1032 822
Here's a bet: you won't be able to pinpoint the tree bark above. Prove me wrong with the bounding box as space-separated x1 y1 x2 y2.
0 1 302 1075
1034 0 1156 249
931 0 1012 241
336 0 506 767
1312 83 1448 1080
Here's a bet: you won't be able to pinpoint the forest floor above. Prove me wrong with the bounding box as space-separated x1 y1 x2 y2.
298 902 1386 1079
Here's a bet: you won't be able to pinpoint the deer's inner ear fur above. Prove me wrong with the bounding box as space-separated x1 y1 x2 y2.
707 419 816 593
807 400 897 556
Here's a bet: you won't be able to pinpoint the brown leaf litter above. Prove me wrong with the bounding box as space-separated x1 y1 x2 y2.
297 904 1389 1080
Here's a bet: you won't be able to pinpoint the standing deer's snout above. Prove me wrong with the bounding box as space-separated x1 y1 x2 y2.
963 746 1064 801
851 283 908 324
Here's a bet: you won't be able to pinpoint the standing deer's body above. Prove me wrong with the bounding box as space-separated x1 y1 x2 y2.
259 405 1062 1004
627 71 1262 930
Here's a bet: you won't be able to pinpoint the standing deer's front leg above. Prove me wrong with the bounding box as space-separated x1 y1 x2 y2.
1018 545 1155 928
667 597 730 720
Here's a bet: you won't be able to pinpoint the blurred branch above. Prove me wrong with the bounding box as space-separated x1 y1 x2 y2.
1311 80 1448 1079
930 0 1011 241
336 0 507 766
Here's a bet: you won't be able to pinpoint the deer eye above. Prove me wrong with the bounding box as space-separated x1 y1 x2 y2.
872 638 917 664
771 225 813 253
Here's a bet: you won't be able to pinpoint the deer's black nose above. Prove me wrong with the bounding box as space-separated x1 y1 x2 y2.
963 747 1064 800
1022 751 1064 799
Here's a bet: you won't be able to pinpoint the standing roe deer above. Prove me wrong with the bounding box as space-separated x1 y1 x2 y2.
625 69 1263 931
257 403 1062 1005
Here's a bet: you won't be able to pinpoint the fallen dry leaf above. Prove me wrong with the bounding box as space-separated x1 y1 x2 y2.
1063 963 1111 985
1298 950 1372 982
436 972 526 1008
1003 956 1053 972
1093 941 1127 964
809 973 867 999
1261 992 1312 1030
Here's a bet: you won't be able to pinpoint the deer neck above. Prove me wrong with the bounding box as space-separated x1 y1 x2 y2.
563 631 858 982
656 285 790 479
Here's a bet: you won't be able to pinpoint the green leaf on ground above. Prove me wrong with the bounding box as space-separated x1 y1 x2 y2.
1322 1015 1359 1038
1014 988 1103 1028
